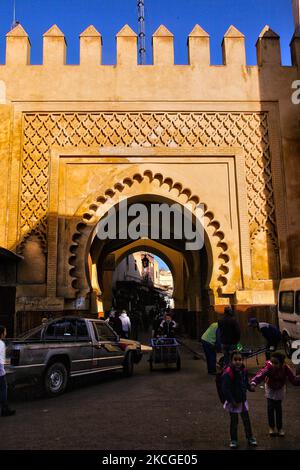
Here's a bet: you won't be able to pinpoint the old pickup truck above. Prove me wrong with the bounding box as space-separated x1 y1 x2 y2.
5 316 143 396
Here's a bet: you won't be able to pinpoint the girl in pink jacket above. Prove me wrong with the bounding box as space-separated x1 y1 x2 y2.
251 352 300 436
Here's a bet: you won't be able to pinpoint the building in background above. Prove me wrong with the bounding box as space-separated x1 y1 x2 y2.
112 252 160 287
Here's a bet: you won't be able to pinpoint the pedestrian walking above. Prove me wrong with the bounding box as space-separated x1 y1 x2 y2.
152 311 164 338
250 351 300 436
142 309 150 333
248 318 282 360
105 309 116 326
119 309 131 339
218 306 241 366
221 350 257 449
201 322 221 375
107 310 122 336
0 325 15 417
130 310 142 340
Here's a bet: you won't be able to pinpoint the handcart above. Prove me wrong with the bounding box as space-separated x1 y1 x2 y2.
149 337 181 371
218 344 267 368
240 346 267 365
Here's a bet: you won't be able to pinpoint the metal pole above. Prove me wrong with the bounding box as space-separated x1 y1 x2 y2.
137 0 146 64
11 0 18 29
13 0 16 25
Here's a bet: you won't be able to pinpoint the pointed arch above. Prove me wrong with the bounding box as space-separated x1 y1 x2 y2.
67 170 231 298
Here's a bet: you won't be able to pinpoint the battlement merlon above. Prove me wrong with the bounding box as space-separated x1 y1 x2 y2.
291 30 300 66
6 24 30 65
188 25 210 66
80 25 102 66
222 26 246 66
116 25 137 66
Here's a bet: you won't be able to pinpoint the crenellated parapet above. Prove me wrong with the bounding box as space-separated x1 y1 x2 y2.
2 22 300 67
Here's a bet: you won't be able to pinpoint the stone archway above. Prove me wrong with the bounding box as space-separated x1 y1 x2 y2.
68 170 232 312
95 238 187 315
88 214 211 336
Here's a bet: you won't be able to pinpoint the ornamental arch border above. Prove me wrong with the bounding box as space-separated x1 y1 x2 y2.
67 170 231 299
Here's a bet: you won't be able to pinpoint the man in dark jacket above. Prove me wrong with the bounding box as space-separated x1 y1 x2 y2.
248 318 282 359
218 306 241 365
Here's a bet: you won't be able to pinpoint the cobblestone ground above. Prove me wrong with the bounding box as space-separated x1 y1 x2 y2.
1 344 299 450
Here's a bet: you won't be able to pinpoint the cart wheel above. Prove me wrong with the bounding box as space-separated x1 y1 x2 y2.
176 356 181 371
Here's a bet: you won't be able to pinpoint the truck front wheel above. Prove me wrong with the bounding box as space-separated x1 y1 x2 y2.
44 362 68 397
282 334 294 359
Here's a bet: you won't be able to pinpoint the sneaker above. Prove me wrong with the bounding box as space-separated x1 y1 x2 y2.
248 437 257 447
278 429 285 437
229 440 238 449
1 408 16 417
269 427 277 436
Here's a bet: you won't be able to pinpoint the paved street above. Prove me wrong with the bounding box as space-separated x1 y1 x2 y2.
1 345 300 450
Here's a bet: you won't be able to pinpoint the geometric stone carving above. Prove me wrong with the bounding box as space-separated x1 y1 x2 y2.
251 227 279 280
20 111 277 253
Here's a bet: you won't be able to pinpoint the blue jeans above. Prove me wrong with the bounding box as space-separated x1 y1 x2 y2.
201 340 216 374
230 411 253 441
267 399 282 430
0 375 8 410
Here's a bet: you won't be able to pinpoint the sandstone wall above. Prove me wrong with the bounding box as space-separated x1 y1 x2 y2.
0 22 299 324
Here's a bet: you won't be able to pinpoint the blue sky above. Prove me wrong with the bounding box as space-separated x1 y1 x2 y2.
154 255 169 271
0 0 295 65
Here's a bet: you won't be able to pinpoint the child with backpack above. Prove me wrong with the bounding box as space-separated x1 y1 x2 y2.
250 351 300 436
221 350 257 448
